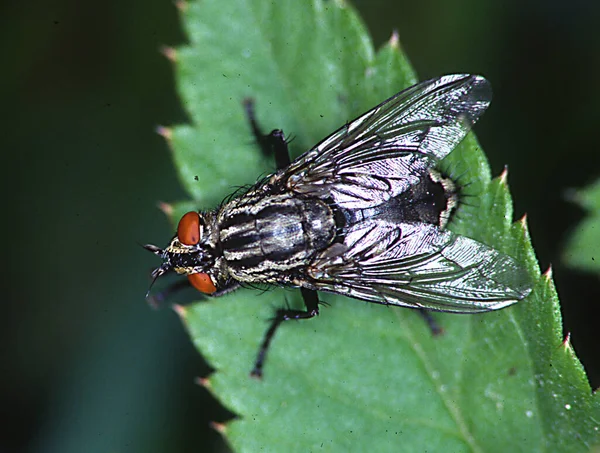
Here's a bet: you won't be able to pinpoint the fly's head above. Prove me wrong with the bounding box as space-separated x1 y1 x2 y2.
144 211 220 296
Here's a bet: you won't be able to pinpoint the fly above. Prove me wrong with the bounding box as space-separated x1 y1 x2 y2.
145 74 532 377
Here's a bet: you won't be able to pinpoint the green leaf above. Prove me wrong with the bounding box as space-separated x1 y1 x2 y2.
563 180 600 274
159 0 600 451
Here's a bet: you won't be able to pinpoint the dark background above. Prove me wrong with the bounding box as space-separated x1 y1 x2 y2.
3 0 599 452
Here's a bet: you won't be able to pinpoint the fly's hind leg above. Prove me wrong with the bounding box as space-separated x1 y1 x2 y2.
243 98 291 170
251 288 320 378
418 309 444 336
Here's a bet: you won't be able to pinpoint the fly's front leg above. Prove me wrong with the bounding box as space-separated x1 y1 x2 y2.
243 98 291 170
251 288 320 378
146 278 240 308
146 279 191 309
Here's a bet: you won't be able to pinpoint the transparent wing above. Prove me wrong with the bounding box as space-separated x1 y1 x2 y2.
277 74 492 209
307 221 531 312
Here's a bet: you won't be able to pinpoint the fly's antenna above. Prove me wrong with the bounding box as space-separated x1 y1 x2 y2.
146 272 160 300
141 243 169 300
142 243 163 255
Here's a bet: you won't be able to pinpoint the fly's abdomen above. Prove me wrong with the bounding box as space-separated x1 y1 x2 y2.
219 193 336 282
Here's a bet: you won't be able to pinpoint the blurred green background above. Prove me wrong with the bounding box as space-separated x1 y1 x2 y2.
3 0 599 452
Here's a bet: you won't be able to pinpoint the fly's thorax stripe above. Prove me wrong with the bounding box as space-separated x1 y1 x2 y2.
221 198 308 264
218 193 336 280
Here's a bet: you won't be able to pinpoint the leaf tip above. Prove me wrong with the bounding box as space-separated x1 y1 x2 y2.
561 331 574 352
174 0 187 12
159 45 177 63
195 375 212 389
563 186 578 204
519 213 528 226
389 30 400 49
517 213 532 241
499 165 509 185
172 303 188 319
543 265 553 280
209 421 228 435
157 200 174 217
156 125 173 141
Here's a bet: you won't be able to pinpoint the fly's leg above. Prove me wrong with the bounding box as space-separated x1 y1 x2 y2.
147 279 240 308
243 98 291 169
419 309 444 336
251 288 319 378
146 279 191 309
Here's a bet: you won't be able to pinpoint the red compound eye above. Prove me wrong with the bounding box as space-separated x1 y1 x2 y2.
177 211 201 245
188 273 217 294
